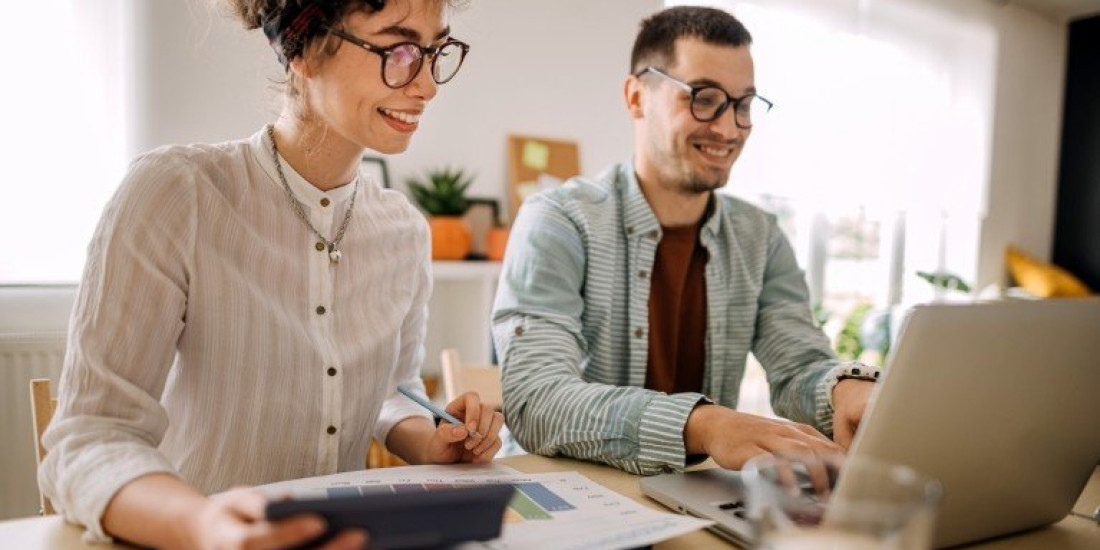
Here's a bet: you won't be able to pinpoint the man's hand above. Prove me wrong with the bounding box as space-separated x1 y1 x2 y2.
831 379 876 450
683 404 842 470
188 487 366 550
423 391 505 464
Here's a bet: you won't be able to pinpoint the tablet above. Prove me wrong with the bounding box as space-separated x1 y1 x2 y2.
266 484 514 549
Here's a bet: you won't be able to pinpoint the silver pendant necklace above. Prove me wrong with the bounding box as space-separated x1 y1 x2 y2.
267 125 359 264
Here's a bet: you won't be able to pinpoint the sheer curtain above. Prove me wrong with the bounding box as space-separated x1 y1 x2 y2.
0 1 129 283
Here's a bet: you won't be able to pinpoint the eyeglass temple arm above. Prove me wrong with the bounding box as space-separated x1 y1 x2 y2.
636 67 694 94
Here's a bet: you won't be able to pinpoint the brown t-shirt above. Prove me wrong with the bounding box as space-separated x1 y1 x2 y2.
644 222 708 394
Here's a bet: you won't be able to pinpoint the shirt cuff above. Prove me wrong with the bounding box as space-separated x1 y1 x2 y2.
373 390 435 446
48 444 178 543
636 392 709 475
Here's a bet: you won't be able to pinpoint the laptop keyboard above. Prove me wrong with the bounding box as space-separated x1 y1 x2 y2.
716 500 747 520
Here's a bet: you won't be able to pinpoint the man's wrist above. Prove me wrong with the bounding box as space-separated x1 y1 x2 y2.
684 403 719 455
824 363 881 409
832 378 873 403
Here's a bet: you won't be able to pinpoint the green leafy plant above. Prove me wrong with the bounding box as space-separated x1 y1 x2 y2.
916 270 972 293
406 167 473 216
835 302 872 361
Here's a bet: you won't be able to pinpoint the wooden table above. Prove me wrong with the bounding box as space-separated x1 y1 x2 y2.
2 456 1097 549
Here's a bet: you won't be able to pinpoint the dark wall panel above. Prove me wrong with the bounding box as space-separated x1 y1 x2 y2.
1053 14 1100 291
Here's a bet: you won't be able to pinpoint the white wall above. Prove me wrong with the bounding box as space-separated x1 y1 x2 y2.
976 5 1067 289
127 0 284 157
393 0 661 207
129 0 663 212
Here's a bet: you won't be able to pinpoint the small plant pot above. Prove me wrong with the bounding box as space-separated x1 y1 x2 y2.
487 226 510 262
429 216 472 260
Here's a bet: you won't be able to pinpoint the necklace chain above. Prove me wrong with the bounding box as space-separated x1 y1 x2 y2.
267 125 359 263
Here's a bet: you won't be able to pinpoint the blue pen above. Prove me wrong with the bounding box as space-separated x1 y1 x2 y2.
396 385 482 439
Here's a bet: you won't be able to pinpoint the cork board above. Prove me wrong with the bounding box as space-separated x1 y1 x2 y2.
507 135 581 221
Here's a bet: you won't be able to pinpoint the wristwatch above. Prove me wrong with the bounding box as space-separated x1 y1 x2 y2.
837 364 880 383
825 362 882 408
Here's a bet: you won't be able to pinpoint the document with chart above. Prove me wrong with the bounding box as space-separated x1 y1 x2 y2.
259 464 712 550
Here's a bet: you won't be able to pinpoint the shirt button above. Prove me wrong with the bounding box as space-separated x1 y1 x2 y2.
627 226 635 235
638 270 648 279
327 425 337 435
634 327 644 338
647 230 659 239
514 326 525 336
320 198 331 207
316 306 326 315
327 367 337 376
315 242 326 251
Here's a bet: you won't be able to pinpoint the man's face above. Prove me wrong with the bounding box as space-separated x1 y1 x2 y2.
636 38 755 195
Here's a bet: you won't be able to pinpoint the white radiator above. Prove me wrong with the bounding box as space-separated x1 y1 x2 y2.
0 285 75 520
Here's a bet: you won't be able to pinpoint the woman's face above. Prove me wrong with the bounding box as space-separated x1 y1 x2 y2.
296 0 453 154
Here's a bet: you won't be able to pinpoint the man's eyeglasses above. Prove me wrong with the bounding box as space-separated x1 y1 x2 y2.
635 67 773 129
326 27 470 89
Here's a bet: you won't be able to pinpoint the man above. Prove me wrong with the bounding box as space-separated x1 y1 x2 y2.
492 6 879 475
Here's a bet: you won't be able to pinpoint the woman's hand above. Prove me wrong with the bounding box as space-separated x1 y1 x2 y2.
188 487 367 550
423 391 505 464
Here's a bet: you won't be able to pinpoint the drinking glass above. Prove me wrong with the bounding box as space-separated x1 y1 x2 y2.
743 453 941 550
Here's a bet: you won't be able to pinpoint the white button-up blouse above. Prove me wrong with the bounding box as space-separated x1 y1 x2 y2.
40 128 433 541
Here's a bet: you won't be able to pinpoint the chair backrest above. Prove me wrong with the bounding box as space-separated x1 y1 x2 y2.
440 349 502 411
28 378 56 515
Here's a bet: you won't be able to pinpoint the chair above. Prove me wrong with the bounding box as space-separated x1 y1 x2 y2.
440 349 502 411
28 379 56 515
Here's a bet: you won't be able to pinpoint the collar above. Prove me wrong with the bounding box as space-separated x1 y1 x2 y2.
249 128 358 206
617 161 724 241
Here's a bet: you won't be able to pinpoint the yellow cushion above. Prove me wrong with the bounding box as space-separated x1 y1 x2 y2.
1006 246 1093 298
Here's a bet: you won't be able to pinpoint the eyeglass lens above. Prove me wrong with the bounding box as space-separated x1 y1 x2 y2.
692 88 768 127
383 42 465 87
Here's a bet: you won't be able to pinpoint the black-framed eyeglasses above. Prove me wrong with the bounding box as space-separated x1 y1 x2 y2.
636 67 773 129
326 27 470 89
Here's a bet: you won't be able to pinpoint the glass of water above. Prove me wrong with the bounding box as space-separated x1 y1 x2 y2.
743 453 941 550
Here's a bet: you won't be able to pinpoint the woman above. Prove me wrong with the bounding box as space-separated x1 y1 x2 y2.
39 1 501 549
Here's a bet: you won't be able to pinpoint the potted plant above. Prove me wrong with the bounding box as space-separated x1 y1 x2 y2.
407 167 474 260
916 270 972 301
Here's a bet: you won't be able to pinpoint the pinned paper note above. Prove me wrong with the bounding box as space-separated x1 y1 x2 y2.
521 140 550 172
508 135 580 221
516 181 540 202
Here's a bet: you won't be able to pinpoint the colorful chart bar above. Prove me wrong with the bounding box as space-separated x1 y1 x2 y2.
512 482 575 512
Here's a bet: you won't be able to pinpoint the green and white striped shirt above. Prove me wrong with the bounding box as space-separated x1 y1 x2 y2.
493 162 862 475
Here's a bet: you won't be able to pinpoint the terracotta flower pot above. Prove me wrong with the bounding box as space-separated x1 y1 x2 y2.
487 226 510 262
429 216 472 260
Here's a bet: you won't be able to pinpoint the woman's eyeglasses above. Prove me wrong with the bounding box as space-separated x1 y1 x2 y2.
326 27 470 89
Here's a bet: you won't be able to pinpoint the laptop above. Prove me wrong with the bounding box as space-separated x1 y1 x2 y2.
641 299 1100 548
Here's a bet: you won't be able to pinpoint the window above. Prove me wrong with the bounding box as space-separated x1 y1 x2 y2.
670 0 998 414
0 1 127 283
671 0 995 320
